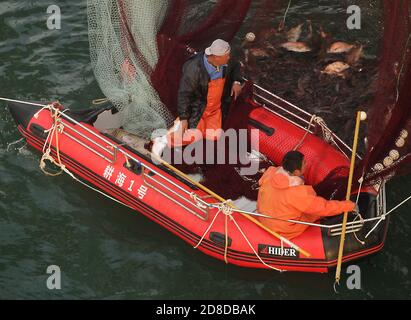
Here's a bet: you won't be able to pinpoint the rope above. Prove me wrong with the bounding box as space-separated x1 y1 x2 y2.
228 213 284 272
193 203 227 249
190 192 208 209
194 199 284 271
365 193 411 239
62 166 135 210
40 106 65 176
352 211 365 245
315 116 350 159
221 201 233 264
6 137 25 152
280 0 292 30
353 173 366 245
33 103 137 209
355 175 365 204
293 115 350 160
293 115 316 151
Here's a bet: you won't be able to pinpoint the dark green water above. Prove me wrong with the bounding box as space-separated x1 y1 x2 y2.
0 0 410 299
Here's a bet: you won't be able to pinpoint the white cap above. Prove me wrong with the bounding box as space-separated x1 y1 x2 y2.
205 39 231 56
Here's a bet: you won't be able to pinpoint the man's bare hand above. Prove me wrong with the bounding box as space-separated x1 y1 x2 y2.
180 119 188 133
231 82 242 100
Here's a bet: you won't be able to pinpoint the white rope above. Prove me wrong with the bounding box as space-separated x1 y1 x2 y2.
315 116 350 159
228 213 284 272
364 215 386 239
193 205 223 249
351 174 366 245
6 137 25 152
31 105 136 210
365 193 411 239
190 192 208 209
355 175 365 204
352 212 366 245
34 105 52 119
62 167 135 210
281 0 292 29
293 115 316 151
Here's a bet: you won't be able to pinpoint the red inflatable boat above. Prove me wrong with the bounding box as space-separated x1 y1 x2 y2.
7 83 389 273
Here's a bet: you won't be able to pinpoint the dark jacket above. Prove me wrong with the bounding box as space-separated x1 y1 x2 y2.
177 52 243 129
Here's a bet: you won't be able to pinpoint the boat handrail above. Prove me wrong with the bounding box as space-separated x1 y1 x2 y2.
251 83 362 160
3 97 382 235
56 106 382 233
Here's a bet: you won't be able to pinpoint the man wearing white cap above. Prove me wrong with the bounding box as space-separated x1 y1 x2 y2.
167 38 244 147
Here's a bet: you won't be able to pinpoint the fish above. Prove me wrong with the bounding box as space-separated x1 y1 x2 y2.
303 20 313 42
280 41 311 52
286 23 303 42
346 44 363 65
248 47 270 57
321 61 350 77
327 41 355 53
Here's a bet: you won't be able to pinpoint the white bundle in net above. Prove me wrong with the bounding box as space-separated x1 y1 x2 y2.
87 0 173 138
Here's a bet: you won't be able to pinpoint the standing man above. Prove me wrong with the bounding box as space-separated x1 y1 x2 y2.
169 39 244 146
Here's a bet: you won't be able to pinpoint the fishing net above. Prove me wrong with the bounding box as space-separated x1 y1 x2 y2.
87 0 411 196
88 0 172 138
358 0 411 189
87 0 251 138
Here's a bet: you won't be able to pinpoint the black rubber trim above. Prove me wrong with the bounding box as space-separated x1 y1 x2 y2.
8 101 42 129
124 158 142 175
29 123 48 140
210 232 232 248
248 118 275 136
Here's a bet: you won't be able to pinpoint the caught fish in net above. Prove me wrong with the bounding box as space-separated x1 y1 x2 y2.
87 0 411 199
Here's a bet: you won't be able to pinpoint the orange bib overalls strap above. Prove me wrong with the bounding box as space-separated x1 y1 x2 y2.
169 77 226 147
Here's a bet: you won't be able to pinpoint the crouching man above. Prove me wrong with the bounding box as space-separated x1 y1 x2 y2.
257 151 355 239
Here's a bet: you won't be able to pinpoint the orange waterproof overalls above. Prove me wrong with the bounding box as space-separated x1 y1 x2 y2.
257 167 355 239
168 77 226 147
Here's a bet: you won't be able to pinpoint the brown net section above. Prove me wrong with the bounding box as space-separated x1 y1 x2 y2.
359 0 411 188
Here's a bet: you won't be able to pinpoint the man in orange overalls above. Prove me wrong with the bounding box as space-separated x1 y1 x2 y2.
257 151 356 239
167 39 244 147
